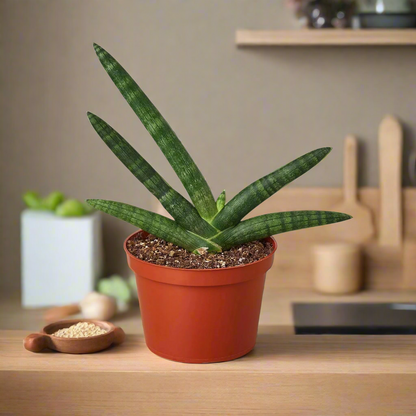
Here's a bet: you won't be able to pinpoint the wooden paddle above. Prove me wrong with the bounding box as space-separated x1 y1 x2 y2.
378 115 403 247
331 135 375 243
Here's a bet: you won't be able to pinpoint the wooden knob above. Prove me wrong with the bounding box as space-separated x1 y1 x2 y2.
112 327 126 345
24 333 49 353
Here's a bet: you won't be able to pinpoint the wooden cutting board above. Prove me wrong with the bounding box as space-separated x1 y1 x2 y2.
331 135 374 243
378 115 403 247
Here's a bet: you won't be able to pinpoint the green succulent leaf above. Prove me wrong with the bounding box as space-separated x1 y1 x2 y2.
87 112 217 237
214 211 352 250
87 199 221 253
93 43 217 221
22 191 43 210
212 148 332 230
216 190 226 213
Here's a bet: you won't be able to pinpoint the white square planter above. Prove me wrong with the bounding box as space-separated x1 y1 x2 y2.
21 210 103 307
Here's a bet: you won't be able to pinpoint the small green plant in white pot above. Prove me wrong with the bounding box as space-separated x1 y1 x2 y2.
21 191 102 307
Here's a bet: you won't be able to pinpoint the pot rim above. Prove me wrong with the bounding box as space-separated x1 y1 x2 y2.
123 230 277 273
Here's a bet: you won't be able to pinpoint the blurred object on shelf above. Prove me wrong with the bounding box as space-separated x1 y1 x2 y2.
21 210 103 307
357 0 414 13
286 0 305 18
79 292 117 320
97 275 133 312
357 0 416 28
312 243 362 294
22 191 64 211
22 190 93 217
44 292 117 322
43 275 138 323
305 0 333 28
285 0 356 28
285 0 416 28
332 0 356 27
358 12 416 27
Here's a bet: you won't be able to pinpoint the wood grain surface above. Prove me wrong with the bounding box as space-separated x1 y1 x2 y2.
2 330 416 415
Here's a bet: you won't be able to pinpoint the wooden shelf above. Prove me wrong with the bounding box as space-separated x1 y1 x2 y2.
236 29 416 46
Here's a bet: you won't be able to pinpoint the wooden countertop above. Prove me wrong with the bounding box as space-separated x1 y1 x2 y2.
3 289 416 414
3 288 416 333
2 329 416 415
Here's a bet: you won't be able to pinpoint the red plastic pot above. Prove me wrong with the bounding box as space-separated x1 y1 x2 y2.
124 231 277 363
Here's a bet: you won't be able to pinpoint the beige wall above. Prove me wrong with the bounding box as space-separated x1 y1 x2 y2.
1 0 416 293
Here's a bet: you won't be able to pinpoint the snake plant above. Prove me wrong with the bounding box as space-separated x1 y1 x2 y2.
87 44 351 254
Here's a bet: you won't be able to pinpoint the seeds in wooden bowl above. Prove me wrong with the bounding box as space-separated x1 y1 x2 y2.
52 322 108 338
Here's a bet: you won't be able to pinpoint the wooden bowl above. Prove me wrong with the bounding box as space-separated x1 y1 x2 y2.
24 319 125 354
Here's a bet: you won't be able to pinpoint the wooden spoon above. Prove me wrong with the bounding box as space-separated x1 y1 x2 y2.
24 319 125 354
378 115 403 247
331 135 375 243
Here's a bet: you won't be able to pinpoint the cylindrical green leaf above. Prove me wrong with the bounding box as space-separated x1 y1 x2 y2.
87 112 217 237
93 43 217 221
212 148 332 230
214 210 352 250
87 199 221 253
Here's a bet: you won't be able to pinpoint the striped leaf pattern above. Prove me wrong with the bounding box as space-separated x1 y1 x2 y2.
216 190 226 213
87 112 217 237
212 148 332 229
93 43 217 221
88 43 352 254
214 211 351 250
87 199 221 253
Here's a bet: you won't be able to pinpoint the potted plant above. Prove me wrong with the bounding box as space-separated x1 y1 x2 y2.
87 44 350 363
21 191 103 307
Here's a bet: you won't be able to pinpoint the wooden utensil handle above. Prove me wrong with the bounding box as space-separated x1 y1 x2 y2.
379 115 403 247
344 135 358 203
24 333 50 353
44 304 81 322
112 327 126 345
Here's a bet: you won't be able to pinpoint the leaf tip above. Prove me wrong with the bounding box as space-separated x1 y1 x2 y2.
216 190 226 212
339 213 353 221
321 147 332 155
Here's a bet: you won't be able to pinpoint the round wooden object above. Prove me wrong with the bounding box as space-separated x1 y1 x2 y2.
312 243 362 295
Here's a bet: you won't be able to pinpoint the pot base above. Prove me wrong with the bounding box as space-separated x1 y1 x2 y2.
147 344 255 364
